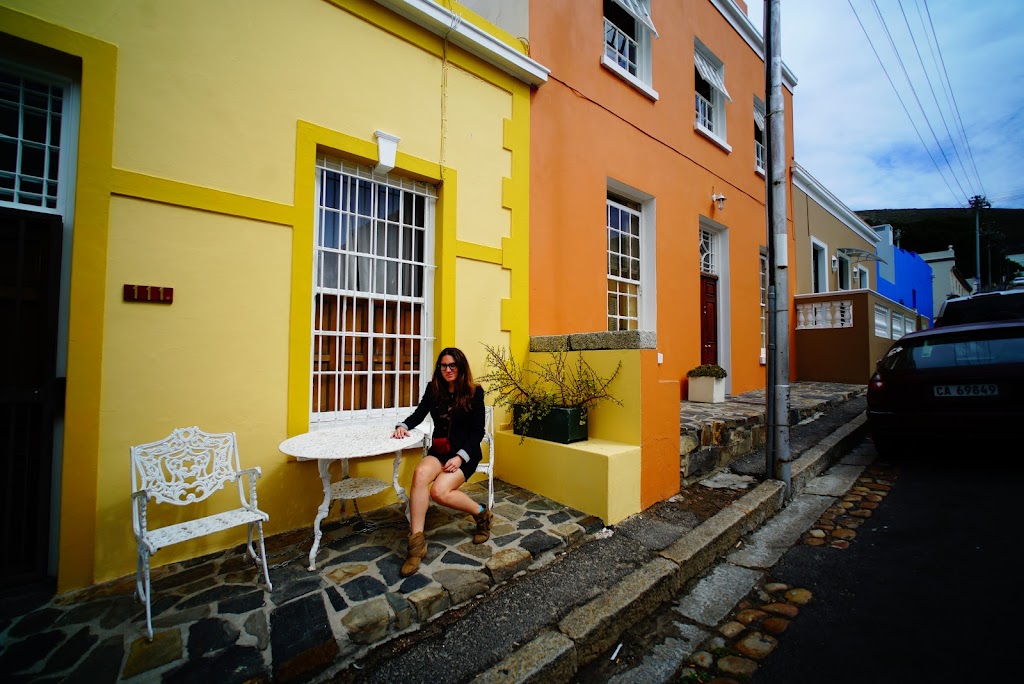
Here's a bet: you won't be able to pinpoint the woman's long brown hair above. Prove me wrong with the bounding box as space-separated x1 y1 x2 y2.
430 347 477 412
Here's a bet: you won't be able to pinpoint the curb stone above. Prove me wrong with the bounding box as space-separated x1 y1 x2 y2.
483 410 870 682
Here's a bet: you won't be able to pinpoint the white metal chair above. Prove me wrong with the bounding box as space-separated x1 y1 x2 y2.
421 406 495 510
130 426 272 640
478 406 496 510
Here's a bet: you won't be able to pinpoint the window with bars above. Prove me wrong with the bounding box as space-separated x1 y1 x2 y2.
312 157 436 424
694 43 730 140
0 70 63 210
699 228 716 275
603 0 658 91
607 194 642 331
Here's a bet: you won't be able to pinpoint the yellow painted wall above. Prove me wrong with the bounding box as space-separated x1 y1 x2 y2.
494 432 641 525
1 0 534 589
491 350 645 524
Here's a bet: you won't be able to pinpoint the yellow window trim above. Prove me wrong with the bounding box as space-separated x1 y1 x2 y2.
287 121 456 435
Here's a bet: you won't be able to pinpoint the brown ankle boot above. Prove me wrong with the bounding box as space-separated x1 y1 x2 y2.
472 507 492 544
401 532 427 577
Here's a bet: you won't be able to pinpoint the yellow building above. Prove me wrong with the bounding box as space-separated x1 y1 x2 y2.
0 0 545 592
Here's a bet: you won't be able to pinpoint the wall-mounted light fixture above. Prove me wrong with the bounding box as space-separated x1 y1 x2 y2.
831 255 839 272
373 130 400 174
711 193 727 211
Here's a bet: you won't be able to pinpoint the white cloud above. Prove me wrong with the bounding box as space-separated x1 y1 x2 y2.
749 0 1024 209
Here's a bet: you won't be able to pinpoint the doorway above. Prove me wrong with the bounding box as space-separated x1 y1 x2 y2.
700 274 719 365
0 207 63 588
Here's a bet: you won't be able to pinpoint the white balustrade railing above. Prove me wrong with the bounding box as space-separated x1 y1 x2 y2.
796 300 854 329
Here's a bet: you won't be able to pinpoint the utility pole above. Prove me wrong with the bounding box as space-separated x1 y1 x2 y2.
764 0 792 497
969 195 990 292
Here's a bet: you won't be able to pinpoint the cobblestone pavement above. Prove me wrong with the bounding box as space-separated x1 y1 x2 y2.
571 436 888 683
679 459 900 682
0 381 867 684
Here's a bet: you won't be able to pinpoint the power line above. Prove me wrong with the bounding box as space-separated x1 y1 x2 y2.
854 0 991 205
848 0 965 207
920 0 986 196
866 0 970 202
897 0 976 197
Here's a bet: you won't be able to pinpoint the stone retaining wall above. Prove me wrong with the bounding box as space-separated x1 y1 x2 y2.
679 403 834 485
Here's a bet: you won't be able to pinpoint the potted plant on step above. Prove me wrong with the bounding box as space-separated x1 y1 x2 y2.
687 363 727 403
479 344 622 444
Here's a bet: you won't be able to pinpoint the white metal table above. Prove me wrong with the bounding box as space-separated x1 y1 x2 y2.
279 423 424 570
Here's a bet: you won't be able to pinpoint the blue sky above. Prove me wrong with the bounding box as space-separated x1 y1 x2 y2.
746 0 1024 210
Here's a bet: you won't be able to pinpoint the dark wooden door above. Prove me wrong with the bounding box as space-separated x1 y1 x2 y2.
700 274 718 365
1 207 63 588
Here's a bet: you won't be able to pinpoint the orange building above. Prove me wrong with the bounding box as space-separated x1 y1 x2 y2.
521 0 797 507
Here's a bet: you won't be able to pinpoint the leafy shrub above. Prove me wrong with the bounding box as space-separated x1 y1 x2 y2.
479 344 622 442
686 364 728 379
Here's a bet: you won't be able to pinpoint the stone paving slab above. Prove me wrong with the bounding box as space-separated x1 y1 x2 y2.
0 381 867 684
0 479 605 684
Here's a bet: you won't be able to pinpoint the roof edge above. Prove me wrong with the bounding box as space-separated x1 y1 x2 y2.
373 0 549 86
792 162 878 244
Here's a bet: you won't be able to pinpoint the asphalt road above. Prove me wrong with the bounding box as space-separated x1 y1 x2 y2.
751 444 1020 683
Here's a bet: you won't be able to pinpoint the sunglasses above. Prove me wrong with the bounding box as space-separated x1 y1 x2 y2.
438 362 458 370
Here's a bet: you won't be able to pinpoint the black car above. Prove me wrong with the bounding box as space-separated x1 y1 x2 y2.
866 320 1024 455
934 289 1024 327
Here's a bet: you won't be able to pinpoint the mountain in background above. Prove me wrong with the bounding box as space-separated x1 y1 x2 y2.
856 208 1024 287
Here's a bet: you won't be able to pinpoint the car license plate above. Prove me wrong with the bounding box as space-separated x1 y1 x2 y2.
933 384 998 397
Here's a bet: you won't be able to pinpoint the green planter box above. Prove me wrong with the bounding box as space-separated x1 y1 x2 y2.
513 405 588 444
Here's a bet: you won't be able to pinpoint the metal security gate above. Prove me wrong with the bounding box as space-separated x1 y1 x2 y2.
0 207 63 588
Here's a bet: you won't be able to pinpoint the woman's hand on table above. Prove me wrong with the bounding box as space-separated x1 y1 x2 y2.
392 426 409 439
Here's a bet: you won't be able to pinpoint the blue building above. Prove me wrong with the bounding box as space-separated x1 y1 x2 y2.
873 224 935 327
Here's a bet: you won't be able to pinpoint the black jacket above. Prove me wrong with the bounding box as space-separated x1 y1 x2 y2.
400 384 485 464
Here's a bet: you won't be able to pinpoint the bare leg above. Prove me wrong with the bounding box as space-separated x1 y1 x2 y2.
429 470 480 515
409 457 444 535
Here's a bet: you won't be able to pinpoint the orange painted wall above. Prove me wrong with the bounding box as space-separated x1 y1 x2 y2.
530 0 796 398
640 350 681 507
528 1 797 509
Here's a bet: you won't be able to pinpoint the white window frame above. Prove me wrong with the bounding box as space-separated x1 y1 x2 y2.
811 238 828 294
606 178 656 331
700 226 718 276
602 0 659 100
905 316 916 334
874 303 891 338
891 312 905 340
837 252 851 290
311 156 437 426
694 40 731 150
754 97 766 175
0 63 77 215
855 264 870 289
